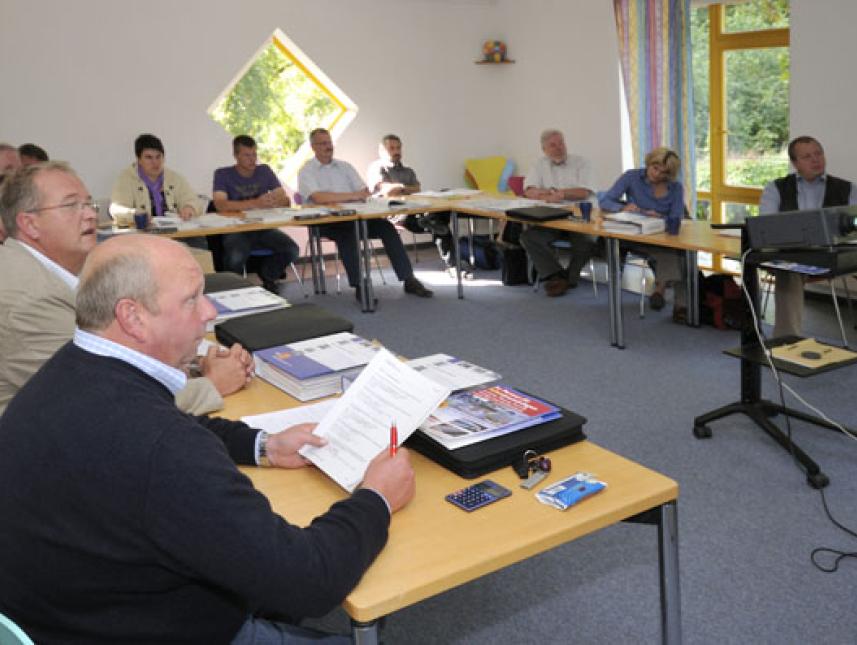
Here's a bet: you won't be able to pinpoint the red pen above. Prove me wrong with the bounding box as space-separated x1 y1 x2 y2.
389 421 398 457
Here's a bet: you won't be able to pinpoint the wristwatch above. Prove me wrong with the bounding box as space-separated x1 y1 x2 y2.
257 431 271 467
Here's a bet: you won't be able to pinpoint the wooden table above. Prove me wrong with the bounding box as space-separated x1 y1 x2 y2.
149 203 447 312
437 197 741 348
544 216 740 348
221 380 682 644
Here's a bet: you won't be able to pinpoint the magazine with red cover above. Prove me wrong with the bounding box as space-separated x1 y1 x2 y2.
419 385 561 450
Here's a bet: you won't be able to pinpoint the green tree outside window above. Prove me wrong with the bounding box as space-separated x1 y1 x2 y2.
211 40 344 173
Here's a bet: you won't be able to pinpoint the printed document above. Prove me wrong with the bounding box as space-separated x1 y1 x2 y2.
242 399 337 433
413 188 481 198
407 353 500 391
297 347 450 492
207 286 289 316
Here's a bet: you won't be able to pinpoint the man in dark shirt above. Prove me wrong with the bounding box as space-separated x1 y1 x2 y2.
758 136 857 337
0 234 415 643
213 135 300 293
367 133 455 270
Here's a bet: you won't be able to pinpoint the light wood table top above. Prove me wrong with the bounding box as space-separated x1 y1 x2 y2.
427 194 741 257
115 202 453 240
220 378 678 623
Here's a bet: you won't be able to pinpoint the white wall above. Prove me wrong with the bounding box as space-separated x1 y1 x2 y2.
0 0 623 199
493 0 624 189
790 0 857 179
3 1 853 200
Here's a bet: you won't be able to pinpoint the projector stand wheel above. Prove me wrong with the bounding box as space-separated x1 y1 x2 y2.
693 424 712 439
807 472 830 490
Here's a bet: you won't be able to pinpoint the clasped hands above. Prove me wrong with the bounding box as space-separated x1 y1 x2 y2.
199 343 255 396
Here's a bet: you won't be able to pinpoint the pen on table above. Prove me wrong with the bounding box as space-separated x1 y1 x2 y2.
389 420 398 457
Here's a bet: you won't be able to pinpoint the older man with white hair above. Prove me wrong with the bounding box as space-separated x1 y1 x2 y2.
520 129 598 297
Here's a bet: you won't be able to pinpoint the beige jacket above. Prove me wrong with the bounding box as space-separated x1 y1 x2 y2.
109 163 205 225
0 239 222 416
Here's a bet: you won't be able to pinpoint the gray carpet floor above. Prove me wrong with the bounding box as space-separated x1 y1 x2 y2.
278 260 857 645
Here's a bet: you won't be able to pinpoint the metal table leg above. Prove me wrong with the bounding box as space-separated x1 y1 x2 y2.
658 501 682 645
607 238 624 348
308 226 320 294
685 250 699 326
451 210 463 299
359 219 376 312
351 619 380 645
468 216 476 266
309 226 325 295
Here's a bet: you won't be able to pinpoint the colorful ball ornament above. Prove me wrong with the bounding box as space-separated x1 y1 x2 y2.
482 40 507 63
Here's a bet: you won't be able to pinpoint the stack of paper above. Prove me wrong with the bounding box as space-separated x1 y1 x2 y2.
206 286 290 330
407 354 500 391
419 384 561 450
602 212 666 235
464 197 545 212
243 348 449 492
243 207 301 223
189 213 241 229
254 332 381 401
149 215 182 231
413 188 482 199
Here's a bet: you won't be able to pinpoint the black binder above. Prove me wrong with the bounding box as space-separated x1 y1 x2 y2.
215 304 354 351
407 407 587 479
505 205 570 222
204 272 254 294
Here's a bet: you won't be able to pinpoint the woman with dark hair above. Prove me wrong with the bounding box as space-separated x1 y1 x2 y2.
600 147 688 322
110 133 204 224
110 133 207 248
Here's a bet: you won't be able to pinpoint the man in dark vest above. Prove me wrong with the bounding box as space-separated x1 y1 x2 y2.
759 136 857 337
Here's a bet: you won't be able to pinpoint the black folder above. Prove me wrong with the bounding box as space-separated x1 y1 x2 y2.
215 303 354 351
407 406 587 479
204 272 254 294
505 205 570 222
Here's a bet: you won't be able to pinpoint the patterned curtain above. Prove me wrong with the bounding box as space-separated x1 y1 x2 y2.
614 0 696 216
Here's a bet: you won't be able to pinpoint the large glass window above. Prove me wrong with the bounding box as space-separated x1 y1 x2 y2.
209 30 357 186
692 0 789 270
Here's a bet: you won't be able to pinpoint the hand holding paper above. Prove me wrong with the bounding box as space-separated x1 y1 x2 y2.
265 423 327 469
298 348 451 492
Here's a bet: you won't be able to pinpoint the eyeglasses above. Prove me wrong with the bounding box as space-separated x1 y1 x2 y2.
29 200 100 214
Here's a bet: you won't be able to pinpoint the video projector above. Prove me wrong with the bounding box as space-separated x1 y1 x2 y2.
746 205 857 250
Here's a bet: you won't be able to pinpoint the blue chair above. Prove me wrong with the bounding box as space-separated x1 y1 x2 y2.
0 612 35 645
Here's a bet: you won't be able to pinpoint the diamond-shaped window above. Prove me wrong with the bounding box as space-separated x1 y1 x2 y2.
209 29 356 187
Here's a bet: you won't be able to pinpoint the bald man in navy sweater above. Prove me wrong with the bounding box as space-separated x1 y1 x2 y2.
0 234 415 644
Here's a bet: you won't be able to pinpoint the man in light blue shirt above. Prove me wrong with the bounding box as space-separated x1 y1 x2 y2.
758 136 857 337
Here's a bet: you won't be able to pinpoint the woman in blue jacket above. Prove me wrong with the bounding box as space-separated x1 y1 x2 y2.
600 147 688 322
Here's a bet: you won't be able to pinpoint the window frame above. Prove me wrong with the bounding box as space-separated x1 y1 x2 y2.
208 29 358 185
697 3 789 270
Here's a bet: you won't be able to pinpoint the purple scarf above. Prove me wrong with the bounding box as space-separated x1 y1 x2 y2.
137 164 165 217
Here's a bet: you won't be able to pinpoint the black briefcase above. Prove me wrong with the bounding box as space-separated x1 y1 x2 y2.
215 303 354 352
505 205 570 222
407 406 587 479
501 246 529 285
